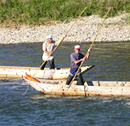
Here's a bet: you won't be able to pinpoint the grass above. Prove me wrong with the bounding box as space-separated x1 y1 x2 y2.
0 0 130 27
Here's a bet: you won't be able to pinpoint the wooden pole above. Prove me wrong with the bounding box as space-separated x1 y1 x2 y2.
39 7 87 69
69 7 111 88
25 7 87 80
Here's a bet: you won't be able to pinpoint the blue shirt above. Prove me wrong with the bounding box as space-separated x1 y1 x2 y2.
70 52 84 75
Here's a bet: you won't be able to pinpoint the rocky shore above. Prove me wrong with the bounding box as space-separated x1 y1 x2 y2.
0 13 130 44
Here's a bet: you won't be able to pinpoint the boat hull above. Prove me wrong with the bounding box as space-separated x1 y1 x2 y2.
0 65 94 79
24 78 130 96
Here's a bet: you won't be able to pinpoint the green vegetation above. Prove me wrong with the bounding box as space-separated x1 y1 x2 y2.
0 0 130 27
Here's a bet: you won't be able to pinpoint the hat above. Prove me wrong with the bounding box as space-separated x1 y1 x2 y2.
47 35 52 39
74 45 81 50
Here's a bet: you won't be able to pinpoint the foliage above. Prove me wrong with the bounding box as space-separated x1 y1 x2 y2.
0 0 130 27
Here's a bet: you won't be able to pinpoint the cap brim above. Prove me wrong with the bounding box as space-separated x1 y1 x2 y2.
75 48 81 50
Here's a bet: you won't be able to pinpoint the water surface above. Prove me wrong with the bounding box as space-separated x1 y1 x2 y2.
0 42 130 126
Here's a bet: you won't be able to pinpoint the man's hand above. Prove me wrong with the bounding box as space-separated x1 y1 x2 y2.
88 48 91 53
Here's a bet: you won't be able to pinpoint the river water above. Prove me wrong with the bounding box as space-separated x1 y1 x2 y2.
0 42 130 126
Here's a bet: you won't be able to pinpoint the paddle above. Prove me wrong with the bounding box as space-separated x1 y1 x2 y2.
68 7 111 88
25 7 87 82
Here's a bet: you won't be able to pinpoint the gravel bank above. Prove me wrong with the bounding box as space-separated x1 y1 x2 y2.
0 14 130 44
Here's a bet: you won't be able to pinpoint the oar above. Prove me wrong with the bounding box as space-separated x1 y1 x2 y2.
25 7 87 82
68 7 111 88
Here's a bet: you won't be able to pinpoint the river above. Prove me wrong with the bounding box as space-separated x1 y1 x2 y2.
0 42 130 125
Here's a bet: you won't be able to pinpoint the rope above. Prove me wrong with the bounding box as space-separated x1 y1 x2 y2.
22 80 30 95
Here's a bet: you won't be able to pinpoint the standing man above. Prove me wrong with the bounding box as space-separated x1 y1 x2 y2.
66 45 91 85
41 35 56 70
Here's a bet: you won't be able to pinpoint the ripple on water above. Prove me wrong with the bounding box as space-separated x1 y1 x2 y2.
0 42 130 125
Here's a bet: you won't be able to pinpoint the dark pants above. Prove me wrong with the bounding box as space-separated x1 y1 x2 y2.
66 73 84 85
77 74 84 85
40 59 55 70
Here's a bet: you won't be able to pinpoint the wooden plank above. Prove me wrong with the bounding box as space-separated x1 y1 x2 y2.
24 78 130 96
0 67 56 78
0 66 46 70
0 65 94 79
86 81 130 87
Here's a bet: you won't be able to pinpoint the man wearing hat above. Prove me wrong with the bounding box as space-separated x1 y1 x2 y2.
66 45 91 85
41 35 56 69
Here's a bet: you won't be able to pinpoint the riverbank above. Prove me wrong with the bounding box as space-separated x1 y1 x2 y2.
0 13 130 44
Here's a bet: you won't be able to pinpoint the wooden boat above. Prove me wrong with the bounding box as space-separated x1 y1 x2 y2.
0 65 94 79
24 77 130 96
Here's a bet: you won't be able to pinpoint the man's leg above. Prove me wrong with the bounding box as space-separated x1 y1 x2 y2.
49 59 55 69
77 74 84 85
66 74 74 85
40 61 47 70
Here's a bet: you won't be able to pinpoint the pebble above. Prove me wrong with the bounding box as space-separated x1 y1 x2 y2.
0 14 130 44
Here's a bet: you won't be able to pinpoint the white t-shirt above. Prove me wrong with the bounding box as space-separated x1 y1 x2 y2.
42 40 55 61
